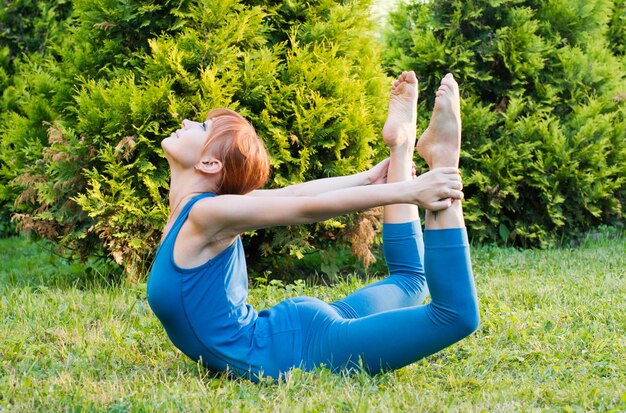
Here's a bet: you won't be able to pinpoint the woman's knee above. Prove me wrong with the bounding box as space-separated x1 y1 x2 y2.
429 298 480 341
457 301 480 338
452 296 480 341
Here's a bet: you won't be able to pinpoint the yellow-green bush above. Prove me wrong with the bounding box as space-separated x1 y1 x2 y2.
3 0 624 282
0 0 389 280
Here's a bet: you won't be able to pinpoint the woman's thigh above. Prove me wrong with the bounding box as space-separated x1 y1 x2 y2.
295 299 470 375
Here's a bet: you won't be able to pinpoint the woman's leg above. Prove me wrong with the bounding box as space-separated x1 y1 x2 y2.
298 225 477 374
330 221 426 318
331 72 428 319
300 74 479 374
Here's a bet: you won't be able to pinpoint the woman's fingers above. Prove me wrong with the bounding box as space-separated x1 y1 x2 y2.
429 192 463 211
447 189 464 200
429 198 454 211
430 173 464 210
413 167 464 210
436 188 463 203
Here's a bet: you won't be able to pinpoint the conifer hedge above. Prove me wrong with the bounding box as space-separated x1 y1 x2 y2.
0 0 389 280
0 0 72 235
384 0 625 246
2 0 624 281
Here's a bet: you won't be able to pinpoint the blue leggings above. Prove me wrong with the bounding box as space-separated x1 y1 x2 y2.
292 222 479 374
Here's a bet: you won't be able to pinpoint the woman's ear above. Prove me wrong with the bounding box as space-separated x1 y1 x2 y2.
195 157 223 175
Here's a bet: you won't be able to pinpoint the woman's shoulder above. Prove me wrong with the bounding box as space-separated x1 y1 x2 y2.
187 192 253 238
190 192 256 215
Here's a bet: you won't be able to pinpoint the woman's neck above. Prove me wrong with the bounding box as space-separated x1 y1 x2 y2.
161 174 215 240
168 169 218 211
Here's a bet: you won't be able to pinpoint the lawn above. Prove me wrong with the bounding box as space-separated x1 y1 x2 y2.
1 232 625 412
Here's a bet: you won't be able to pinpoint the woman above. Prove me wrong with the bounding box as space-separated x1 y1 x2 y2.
147 72 479 381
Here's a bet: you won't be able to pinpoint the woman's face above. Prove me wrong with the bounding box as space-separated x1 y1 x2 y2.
162 119 212 167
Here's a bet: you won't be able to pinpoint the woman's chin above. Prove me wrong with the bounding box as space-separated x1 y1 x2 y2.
161 135 175 149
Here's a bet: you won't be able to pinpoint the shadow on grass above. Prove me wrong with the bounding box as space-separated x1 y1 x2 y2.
2 225 624 291
0 236 124 290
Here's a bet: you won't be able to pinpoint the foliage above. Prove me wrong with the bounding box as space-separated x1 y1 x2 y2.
384 0 626 247
0 0 72 65
1 231 625 410
0 0 389 280
606 0 625 57
0 0 73 237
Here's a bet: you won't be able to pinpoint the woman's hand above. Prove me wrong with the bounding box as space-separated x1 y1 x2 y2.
411 167 463 211
366 158 390 185
367 158 418 185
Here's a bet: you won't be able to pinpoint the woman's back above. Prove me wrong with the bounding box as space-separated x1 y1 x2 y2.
147 193 301 378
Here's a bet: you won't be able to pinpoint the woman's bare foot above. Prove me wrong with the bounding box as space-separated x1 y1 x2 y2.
382 71 418 152
416 73 462 168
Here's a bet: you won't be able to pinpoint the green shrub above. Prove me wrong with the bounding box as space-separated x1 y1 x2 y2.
606 0 625 57
0 0 72 63
0 0 187 250
0 0 73 236
0 0 389 281
384 0 626 246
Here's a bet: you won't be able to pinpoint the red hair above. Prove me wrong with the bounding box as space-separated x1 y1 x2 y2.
202 108 269 195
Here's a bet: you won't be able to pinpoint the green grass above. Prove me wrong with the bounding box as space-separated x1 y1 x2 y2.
1 232 625 412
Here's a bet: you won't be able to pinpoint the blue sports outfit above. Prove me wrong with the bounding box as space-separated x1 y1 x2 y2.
147 193 479 380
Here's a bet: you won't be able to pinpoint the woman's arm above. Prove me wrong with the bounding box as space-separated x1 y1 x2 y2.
191 167 462 239
249 158 391 198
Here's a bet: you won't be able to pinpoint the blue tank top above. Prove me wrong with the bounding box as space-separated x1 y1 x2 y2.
147 193 302 378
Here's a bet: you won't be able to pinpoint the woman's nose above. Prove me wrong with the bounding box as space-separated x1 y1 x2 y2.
181 119 191 129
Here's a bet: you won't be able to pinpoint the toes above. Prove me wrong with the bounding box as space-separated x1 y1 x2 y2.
441 73 456 82
405 71 417 83
440 74 458 90
442 73 456 83
436 84 451 96
394 71 418 86
440 80 455 91
437 79 458 99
